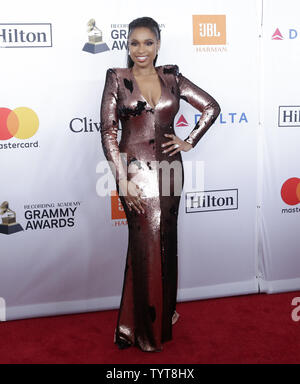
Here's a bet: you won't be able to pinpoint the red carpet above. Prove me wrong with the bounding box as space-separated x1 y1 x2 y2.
1 290 300 364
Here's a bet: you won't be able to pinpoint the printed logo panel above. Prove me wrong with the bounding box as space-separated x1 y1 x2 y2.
111 191 126 220
193 15 226 45
0 107 39 140
186 189 238 213
0 23 52 48
278 106 300 127
281 178 300 206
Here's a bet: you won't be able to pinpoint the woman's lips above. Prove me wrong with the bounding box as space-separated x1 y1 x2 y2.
136 56 148 62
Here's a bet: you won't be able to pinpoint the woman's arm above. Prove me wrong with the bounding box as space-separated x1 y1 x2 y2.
100 68 127 184
173 64 221 148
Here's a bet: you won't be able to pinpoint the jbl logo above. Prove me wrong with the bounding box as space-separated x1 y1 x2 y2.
111 191 126 220
193 15 226 45
199 23 220 37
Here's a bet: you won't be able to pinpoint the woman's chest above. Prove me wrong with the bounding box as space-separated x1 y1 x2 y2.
117 72 180 120
133 74 162 109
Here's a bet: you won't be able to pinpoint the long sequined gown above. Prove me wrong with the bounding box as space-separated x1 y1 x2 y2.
100 64 220 352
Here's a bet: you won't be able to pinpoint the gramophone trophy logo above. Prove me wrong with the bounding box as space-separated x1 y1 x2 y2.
0 201 23 235
82 19 110 54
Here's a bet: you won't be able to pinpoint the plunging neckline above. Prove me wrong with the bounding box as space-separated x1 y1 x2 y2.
130 66 163 110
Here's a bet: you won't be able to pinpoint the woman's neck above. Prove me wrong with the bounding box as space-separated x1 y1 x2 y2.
132 64 157 77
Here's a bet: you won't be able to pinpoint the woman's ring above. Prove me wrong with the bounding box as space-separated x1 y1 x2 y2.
174 144 179 149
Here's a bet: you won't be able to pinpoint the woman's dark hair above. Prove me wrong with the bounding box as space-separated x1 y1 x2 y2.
127 17 161 68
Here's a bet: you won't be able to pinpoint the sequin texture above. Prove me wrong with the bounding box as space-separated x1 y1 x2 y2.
100 64 220 352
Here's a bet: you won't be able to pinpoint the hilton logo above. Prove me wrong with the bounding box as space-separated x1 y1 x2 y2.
186 189 238 213
0 23 52 48
278 106 300 127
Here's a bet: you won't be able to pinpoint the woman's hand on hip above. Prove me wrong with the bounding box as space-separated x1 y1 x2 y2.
161 134 193 156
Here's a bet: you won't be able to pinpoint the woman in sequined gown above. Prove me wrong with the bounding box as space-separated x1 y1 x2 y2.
100 17 220 352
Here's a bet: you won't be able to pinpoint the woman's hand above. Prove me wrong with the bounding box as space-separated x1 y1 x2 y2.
161 134 193 156
119 178 146 214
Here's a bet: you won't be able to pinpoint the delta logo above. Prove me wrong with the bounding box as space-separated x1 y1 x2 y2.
272 28 298 40
176 115 188 127
0 107 39 150
192 15 227 52
281 178 300 213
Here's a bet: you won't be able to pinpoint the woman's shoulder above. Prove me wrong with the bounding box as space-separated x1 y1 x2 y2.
106 65 179 73
104 65 180 79
104 67 127 78
104 68 129 85
160 64 180 75
106 67 124 75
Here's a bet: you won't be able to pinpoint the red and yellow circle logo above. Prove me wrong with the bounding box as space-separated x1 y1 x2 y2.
0 107 39 140
281 178 300 205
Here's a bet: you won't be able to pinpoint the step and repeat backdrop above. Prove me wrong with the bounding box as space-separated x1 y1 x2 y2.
0 0 298 322
258 0 300 293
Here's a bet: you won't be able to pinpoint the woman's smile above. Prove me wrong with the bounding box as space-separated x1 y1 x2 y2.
136 56 148 62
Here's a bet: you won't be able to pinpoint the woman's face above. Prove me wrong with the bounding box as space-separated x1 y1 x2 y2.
128 27 160 68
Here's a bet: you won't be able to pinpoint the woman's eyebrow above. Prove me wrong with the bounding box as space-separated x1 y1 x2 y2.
129 38 154 42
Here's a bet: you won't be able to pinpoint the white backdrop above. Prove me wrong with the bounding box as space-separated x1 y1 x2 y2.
0 0 298 322
258 0 300 292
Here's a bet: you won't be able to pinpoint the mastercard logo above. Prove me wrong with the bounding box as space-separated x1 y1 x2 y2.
0 107 39 140
281 178 300 205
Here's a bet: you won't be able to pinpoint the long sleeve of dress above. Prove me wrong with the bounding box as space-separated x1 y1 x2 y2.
174 65 221 148
100 68 127 184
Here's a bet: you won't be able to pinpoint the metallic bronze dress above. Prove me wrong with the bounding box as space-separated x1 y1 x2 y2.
100 64 220 352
